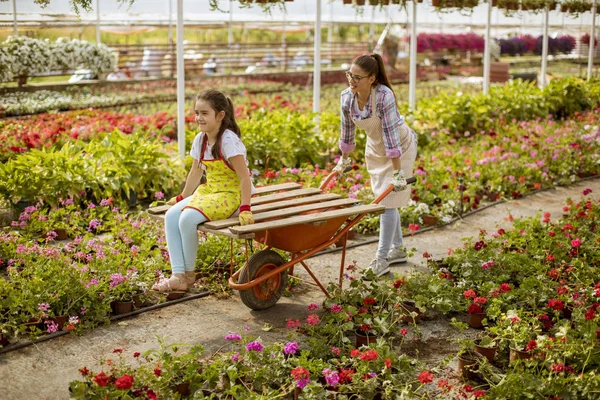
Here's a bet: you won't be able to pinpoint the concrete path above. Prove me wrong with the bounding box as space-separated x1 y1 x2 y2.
1 177 598 400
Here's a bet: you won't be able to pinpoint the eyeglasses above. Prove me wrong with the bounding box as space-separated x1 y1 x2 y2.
345 70 368 83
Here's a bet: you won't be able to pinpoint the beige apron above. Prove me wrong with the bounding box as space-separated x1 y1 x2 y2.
353 87 417 209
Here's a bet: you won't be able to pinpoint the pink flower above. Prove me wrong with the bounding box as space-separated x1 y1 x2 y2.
400 328 408 336
307 303 319 311
571 238 582 247
286 318 301 329
330 304 343 313
306 314 320 326
583 188 592 196
331 347 341 355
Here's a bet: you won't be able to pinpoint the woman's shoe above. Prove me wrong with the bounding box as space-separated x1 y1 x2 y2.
151 273 188 292
387 248 408 264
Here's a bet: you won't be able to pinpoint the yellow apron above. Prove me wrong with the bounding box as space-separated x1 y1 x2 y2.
353 87 417 209
183 136 241 221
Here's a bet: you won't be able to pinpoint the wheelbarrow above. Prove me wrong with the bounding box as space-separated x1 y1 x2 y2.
195 171 417 310
148 172 416 310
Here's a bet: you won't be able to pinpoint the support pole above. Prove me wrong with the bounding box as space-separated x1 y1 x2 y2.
540 4 549 89
588 0 597 80
483 0 493 94
96 0 101 43
228 0 234 46
176 0 186 158
282 9 287 72
368 6 375 52
313 0 321 114
408 0 417 111
12 0 17 37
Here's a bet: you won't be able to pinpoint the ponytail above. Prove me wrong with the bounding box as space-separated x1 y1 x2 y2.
352 53 395 98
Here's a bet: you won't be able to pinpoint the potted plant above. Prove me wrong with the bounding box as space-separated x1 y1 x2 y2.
474 334 499 363
464 290 488 329
456 339 486 381
486 310 542 361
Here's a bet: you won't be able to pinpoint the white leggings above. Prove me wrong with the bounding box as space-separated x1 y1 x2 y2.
164 197 207 274
376 208 403 261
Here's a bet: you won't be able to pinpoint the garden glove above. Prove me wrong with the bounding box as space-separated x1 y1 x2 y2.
333 157 352 176
238 205 254 226
167 194 184 205
391 169 408 192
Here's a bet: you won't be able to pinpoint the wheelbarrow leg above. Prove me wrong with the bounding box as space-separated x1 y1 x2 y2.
338 231 348 289
299 260 330 297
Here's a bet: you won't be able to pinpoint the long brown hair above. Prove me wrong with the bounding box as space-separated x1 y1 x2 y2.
196 89 241 159
352 53 395 98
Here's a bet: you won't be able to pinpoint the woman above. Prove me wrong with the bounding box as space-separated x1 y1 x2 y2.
334 53 417 278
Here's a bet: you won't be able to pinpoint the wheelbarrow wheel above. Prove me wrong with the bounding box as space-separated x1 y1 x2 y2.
238 250 288 310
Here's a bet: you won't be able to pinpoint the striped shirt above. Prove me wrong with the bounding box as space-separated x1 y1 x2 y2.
339 84 405 158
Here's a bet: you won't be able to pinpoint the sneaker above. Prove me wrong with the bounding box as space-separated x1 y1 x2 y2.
387 248 408 264
367 258 390 278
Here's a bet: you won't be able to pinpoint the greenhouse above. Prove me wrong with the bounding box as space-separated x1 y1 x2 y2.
0 0 599 399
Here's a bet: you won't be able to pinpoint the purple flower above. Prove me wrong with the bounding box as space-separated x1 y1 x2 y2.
296 378 310 389
283 341 299 355
224 333 242 342
231 352 240 361
100 199 111 206
109 273 125 288
245 340 263 352
88 219 101 231
45 320 59 333
155 192 165 200
38 303 50 312
322 368 340 387
87 203 96 209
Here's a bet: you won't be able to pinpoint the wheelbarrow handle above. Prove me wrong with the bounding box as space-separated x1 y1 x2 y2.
318 166 354 191
372 176 417 205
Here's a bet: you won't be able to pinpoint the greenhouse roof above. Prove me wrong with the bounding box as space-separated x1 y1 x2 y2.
0 0 596 36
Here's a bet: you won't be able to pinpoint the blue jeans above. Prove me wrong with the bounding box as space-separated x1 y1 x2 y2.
376 208 403 261
164 197 207 274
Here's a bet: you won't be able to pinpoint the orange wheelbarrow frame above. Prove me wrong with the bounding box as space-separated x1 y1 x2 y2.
226 171 416 306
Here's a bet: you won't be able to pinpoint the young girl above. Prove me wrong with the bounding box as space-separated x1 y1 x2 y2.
334 53 418 278
152 90 255 292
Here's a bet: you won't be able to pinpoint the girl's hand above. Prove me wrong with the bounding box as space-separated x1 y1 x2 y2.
239 211 254 226
167 194 184 205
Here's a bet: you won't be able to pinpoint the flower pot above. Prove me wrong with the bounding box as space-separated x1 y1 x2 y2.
457 351 484 381
400 301 422 323
24 318 42 332
474 339 497 363
487 191 500 201
172 381 190 396
509 347 532 361
356 0 366 5
343 0 353 3
0 333 9 347
467 312 486 329
111 300 133 315
432 0 441 7
54 229 68 241
355 330 378 347
52 315 69 331
421 215 439 227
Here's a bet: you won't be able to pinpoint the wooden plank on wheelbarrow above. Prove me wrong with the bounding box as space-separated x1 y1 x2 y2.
250 188 323 205
229 204 386 235
198 225 255 240
205 197 360 230
253 182 302 195
148 205 170 215
252 193 342 213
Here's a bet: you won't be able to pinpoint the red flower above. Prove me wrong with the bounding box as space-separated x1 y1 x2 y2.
499 283 512 293
546 254 555 262
463 289 476 299
360 349 379 361
147 389 157 400
393 278 406 288
359 323 372 333
93 372 110 387
547 268 560 280
557 286 568 295
291 367 310 380
133 352 141 358
474 240 487 251
549 231 556 237
467 303 483 314
547 299 564 311
585 308 597 321
113 348 123 354
350 349 361 358
154 368 162 376
418 370 434 384
384 358 392 369
363 297 376 306
114 374 134 390
306 314 320 326
525 340 537 352
571 238 582 247
400 328 408 336
474 389 487 398
78 367 90 376
473 297 487 305
339 369 354 383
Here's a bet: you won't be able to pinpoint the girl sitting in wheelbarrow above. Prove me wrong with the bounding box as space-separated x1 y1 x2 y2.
152 90 255 293
335 53 418 278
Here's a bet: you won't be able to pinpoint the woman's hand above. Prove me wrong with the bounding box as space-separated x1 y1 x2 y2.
167 194 184 205
238 204 254 225
333 156 352 175
391 169 407 192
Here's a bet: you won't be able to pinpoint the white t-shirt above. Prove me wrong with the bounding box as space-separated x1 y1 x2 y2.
190 129 248 163
190 129 256 195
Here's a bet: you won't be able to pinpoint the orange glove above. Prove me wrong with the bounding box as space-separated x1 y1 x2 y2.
238 205 254 226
